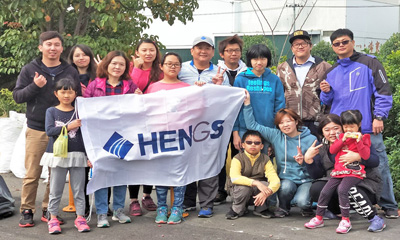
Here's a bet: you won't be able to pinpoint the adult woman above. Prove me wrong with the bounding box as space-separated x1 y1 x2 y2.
304 114 386 232
243 90 316 217
128 39 163 216
68 44 97 95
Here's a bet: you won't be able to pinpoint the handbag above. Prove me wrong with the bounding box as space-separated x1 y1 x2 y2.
53 125 68 158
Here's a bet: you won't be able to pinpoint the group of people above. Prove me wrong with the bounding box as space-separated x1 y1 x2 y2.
12 27 397 235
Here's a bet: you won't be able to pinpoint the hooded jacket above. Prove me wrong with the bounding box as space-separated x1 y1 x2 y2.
217 59 247 86
83 77 138 98
243 104 316 184
13 58 80 131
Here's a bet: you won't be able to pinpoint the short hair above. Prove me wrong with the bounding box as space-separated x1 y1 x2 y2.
96 51 131 81
68 44 97 80
245 44 272 68
274 108 303 131
161 52 182 66
242 130 264 143
340 110 363 131
218 34 243 54
136 39 162 83
317 114 342 137
330 29 354 43
54 78 78 93
39 31 63 45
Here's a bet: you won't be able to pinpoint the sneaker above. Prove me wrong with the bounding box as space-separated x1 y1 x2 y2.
198 207 213 218
19 209 34 227
142 196 157 211
301 208 314 217
183 205 196 212
225 208 239 220
336 219 352 234
41 208 65 225
384 208 399 219
253 209 273 219
97 214 110 228
74 216 90 232
274 208 289 218
167 207 183 224
214 192 227 206
304 217 324 229
112 208 131 223
155 207 168 224
129 201 142 216
48 218 61 234
323 209 340 220
368 215 386 232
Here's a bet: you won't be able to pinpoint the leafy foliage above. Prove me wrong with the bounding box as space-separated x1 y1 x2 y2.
0 88 26 117
379 32 400 61
311 40 336 65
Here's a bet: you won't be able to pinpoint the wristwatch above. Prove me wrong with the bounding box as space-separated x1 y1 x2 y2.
374 116 384 121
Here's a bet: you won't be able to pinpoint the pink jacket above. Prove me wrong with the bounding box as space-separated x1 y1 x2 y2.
83 77 138 98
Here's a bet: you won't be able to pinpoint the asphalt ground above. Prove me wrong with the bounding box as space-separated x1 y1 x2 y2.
0 172 399 240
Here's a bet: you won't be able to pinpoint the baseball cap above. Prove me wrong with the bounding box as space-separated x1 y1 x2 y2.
192 36 214 48
289 30 311 44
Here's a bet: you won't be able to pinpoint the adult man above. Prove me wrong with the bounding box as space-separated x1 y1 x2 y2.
277 30 331 136
13 31 80 227
320 28 398 219
179 35 230 218
214 35 247 205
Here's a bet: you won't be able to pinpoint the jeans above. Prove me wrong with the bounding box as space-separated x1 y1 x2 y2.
278 179 312 211
95 185 126 215
370 133 398 210
156 186 186 208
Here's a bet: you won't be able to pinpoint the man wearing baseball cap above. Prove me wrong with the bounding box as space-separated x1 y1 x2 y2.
276 30 331 136
179 36 230 218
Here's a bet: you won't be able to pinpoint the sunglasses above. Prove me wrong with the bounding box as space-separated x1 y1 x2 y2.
332 40 351 47
245 141 262 145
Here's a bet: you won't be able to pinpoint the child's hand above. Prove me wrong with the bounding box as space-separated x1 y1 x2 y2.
320 80 331 93
342 132 349 141
244 89 250 106
194 81 206 87
211 66 227 85
68 119 81 130
293 146 304 165
355 132 362 142
87 160 93 168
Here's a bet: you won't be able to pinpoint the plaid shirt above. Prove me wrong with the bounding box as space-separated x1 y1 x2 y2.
105 81 123 96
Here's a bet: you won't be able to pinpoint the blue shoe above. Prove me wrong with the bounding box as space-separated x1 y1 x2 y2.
167 207 183 224
323 209 340 220
155 207 168 224
198 207 213 218
368 215 386 232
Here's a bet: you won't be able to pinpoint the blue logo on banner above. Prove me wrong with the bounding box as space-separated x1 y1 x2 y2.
103 132 133 159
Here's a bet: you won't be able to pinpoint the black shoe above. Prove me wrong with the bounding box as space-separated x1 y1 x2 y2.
274 208 289 218
183 205 196 212
253 209 273 219
19 209 34 227
384 208 399 219
225 208 239 220
214 192 227 206
107 207 113 216
301 208 314 217
41 208 65 225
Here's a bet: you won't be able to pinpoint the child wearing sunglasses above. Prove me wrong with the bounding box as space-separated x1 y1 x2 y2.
225 130 280 220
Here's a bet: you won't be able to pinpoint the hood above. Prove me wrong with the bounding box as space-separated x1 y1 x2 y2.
217 59 247 72
240 67 272 79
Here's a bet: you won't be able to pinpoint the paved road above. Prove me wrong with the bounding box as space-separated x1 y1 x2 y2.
0 172 398 240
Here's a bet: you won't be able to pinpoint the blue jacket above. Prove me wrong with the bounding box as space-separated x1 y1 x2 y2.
233 68 285 134
320 52 392 134
243 104 316 184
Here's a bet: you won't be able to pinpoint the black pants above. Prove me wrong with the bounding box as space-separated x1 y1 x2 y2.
128 185 153 199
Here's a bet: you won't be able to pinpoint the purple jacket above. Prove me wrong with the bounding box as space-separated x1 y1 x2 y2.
83 77 138 98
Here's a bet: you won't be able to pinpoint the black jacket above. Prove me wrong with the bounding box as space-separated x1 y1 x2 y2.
13 58 80 131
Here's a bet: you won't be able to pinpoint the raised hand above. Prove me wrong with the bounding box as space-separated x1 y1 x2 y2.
211 66 227 85
244 89 250 106
94 54 102 65
33 72 47 88
304 140 323 164
293 146 304 165
132 54 144 69
320 80 331 93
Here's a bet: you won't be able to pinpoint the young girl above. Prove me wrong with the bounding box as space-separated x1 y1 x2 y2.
84 50 138 228
305 110 371 234
128 39 163 216
147 52 190 224
40 78 90 234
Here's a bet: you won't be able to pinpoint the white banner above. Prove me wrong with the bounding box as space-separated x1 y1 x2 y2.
77 85 245 194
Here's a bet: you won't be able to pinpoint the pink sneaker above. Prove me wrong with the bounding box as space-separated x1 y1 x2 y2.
74 216 90 232
304 217 324 229
142 196 157 211
336 219 352 234
48 218 61 234
129 201 142 216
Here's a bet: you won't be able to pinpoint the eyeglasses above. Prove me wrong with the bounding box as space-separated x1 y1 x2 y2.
224 49 241 54
332 40 351 47
245 141 262 145
292 42 310 48
164 63 181 68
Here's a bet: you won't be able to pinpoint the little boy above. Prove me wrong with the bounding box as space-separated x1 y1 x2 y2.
226 130 280 219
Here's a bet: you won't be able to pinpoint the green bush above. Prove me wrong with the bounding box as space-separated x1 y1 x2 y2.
0 88 26 117
379 33 400 61
384 136 400 202
311 40 337 64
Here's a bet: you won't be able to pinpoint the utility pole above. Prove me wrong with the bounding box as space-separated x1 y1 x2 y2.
286 1 304 31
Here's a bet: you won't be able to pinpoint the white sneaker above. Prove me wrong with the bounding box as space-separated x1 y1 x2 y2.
112 208 131 223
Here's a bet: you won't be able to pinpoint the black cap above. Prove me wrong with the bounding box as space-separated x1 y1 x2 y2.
289 30 311 44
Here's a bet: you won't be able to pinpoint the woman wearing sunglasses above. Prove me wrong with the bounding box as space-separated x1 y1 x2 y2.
242 90 316 218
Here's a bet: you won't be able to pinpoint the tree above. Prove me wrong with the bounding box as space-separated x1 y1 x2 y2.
0 0 199 87
311 40 337 64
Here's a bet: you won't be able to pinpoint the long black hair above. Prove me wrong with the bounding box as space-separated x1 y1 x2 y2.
68 44 97 80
